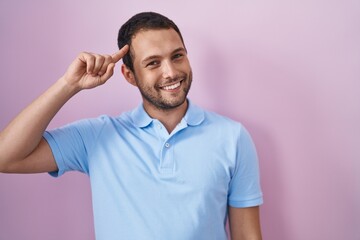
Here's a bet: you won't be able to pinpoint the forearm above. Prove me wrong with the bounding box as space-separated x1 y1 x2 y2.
0 77 78 165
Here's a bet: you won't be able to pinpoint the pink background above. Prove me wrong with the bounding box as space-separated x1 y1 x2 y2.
1 0 359 239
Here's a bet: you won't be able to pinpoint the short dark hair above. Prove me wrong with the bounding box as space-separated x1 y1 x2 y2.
117 12 185 72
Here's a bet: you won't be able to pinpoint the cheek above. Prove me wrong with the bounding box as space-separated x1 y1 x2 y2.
135 71 160 86
180 60 191 72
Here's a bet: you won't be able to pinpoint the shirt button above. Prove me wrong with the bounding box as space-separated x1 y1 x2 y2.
165 143 170 148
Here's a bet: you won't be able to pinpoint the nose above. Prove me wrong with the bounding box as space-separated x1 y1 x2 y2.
162 60 177 79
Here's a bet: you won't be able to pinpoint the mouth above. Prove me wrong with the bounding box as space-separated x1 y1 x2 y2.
159 80 183 91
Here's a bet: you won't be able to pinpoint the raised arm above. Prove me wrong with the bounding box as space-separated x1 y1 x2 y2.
0 46 129 173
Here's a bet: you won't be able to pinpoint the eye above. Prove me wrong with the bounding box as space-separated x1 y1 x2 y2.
146 61 160 67
172 53 184 60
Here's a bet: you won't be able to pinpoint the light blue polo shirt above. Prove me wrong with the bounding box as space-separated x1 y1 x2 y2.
43 100 263 240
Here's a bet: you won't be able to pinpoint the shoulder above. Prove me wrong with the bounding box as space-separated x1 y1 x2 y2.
202 108 244 132
57 110 134 134
194 105 251 142
188 101 250 134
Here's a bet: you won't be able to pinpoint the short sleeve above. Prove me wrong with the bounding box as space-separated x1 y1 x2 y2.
43 117 106 177
228 125 263 208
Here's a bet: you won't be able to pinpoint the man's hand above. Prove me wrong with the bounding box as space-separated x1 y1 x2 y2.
63 45 129 91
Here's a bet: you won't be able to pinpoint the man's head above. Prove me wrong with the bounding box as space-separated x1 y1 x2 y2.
118 12 192 112
117 12 185 72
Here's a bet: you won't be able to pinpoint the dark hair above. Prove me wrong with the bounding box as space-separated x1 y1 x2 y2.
117 12 185 72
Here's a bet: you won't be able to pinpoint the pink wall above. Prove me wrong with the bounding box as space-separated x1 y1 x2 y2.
1 1 359 239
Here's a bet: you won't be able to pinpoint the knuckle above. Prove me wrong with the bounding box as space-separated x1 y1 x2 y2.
103 55 112 63
88 54 95 61
98 54 105 60
80 51 88 55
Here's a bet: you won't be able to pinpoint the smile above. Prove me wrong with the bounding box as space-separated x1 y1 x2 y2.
161 81 182 90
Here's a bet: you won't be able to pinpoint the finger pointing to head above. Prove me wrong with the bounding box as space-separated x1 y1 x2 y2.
112 45 129 63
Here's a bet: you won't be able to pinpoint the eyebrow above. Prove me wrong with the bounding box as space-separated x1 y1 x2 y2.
141 47 186 65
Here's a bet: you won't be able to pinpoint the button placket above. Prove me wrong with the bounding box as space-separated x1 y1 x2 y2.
159 136 176 173
154 120 187 175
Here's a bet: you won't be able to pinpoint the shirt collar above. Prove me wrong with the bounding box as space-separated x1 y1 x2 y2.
183 100 205 126
131 104 153 128
131 99 205 128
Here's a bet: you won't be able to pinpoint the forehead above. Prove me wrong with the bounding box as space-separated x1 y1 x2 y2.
131 28 185 61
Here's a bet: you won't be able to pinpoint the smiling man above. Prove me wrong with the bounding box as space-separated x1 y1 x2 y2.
121 27 193 132
0 12 263 240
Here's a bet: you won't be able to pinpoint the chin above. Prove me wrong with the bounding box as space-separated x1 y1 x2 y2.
153 95 188 110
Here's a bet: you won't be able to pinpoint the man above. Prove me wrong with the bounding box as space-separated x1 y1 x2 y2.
0 12 263 240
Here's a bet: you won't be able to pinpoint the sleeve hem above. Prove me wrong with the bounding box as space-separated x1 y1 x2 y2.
43 131 66 177
228 195 264 208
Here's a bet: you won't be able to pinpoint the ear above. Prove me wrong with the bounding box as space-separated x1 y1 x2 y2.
121 64 137 86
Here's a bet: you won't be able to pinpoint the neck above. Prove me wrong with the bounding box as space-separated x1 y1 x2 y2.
143 100 188 133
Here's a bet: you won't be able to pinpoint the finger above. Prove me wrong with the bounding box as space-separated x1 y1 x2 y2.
91 54 105 76
111 45 129 63
81 52 96 74
98 55 112 76
99 63 115 83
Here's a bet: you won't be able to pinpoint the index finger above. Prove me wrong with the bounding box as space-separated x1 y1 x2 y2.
112 45 129 63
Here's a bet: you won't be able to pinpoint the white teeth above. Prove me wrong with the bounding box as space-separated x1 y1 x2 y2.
163 82 181 90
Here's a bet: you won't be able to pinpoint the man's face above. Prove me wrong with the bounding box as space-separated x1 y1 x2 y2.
130 28 192 111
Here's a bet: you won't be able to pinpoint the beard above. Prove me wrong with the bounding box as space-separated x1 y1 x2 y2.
135 70 192 111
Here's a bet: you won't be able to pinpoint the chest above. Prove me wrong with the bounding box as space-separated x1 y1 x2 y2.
88 124 237 198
